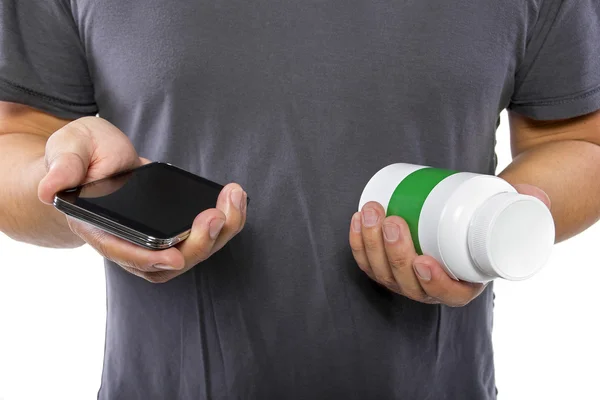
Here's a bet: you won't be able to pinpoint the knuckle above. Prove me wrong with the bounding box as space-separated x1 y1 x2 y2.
46 126 68 147
350 241 364 253
69 118 95 138
362 234 380 249
387 253 411 270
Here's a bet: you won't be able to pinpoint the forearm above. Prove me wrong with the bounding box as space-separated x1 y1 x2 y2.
0 133 83 248
499 139 600 242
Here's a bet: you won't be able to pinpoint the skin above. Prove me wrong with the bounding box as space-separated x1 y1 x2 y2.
1 102 599 298
349 109 600 307
0 103 247 283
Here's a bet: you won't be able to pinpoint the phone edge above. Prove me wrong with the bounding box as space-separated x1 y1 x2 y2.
53 196 190 250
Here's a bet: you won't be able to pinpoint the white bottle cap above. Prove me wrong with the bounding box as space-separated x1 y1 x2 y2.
467 192 555 280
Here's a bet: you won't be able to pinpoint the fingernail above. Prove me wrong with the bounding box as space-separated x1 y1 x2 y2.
383 222 400 242
154 264 176 270
414 262 431 281
209 218 225 239
351 213 361 233
230 189 243 210
241 192 247 213
362 207 379 227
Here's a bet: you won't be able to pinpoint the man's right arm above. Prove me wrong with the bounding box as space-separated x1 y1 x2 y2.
0 101 83 248
0 101 247 283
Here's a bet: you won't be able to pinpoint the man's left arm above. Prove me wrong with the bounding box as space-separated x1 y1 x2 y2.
350 1 600 306
500 110 600 243
350 110 600 307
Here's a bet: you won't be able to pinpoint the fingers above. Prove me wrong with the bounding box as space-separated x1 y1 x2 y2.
412 255 486 307
382 216 428 299
513 183 551 209
68 182 248 284
176 182 247 265
211 183 247 252
351 202 424 297
349 212 372 276
349 205 483 306
38 123 94 204
359 202 399 289
67 117 141 174
38 117 144 204
176 207 227 266
39 117 144 205
67 217 186 272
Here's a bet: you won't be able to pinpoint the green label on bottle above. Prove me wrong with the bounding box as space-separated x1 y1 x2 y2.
387 167 458 254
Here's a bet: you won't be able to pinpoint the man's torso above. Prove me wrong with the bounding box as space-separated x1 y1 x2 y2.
68 0 540 398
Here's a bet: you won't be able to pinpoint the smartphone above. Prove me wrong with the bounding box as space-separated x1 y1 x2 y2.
53 162 226 250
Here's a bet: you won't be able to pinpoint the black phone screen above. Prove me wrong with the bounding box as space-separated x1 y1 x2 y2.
58 162 224 239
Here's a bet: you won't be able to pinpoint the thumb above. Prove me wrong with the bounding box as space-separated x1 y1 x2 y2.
38 123 94 204
512 183 551 210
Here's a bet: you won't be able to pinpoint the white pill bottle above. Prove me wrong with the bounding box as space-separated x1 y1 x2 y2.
359 163 555 283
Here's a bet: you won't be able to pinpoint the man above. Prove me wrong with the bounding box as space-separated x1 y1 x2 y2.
1 0 599 398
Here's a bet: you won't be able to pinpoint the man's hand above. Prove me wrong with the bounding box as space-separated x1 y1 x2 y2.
38 116 247 283
349 183 550 306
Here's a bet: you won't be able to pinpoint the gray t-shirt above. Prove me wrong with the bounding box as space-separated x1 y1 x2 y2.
2 1 600 399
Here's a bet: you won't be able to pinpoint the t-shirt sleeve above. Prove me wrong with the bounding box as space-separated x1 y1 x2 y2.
0 0 98 119
508 0 600 120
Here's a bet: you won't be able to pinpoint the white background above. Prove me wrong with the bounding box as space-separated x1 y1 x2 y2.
0 111 598 399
